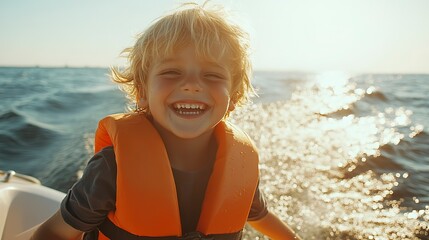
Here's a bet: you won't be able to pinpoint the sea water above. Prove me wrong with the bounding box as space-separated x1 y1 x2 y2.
0 67 428 239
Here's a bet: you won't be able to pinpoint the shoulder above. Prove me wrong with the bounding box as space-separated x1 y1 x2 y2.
90 146 117 174
96 146 115 161
218 121 259 164
223 121 257 146
75 146 117 185
60 146 117 231
88 146 115 165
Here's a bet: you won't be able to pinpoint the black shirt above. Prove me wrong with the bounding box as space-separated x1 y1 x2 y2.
61 146 268 238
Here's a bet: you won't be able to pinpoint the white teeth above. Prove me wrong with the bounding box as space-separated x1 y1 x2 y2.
177 110 199 115
174 103 206 110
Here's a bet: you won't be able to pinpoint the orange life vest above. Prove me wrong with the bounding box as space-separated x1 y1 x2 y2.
94 113 259 239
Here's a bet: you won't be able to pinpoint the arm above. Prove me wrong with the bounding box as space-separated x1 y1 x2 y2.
31 210 83 240
248 210 302 240
31 147 116 240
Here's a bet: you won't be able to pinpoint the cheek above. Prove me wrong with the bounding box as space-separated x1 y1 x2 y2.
147 79 172 97
211 85 232 104
222 83 233 99
208 80 232 95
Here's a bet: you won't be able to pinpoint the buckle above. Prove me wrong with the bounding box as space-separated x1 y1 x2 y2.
180 231 214 240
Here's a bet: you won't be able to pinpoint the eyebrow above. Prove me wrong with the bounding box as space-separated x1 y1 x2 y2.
158 58 177 63
155 58 229 72
151 58 178 70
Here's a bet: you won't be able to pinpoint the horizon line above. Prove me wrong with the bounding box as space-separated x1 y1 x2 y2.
1 65 428 75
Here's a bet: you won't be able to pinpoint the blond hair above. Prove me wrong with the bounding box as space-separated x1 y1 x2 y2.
111 2 254 113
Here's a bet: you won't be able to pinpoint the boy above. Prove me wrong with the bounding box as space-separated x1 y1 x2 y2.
32 3 301 240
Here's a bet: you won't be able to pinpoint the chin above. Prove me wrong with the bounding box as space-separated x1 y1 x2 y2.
170 125 214 140
173 131 207 140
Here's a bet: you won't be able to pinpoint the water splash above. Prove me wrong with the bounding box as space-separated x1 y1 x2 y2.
231 77 429 239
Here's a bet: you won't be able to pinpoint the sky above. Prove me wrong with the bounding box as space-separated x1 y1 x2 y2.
1 0 428 73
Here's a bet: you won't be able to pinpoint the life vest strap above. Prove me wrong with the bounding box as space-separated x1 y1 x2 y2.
98 218 242 240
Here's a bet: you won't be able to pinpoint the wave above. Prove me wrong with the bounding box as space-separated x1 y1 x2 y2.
341 149 405 179
0 110 23 121
0 109 60 156
42 89 118 111
413 128 428 139
317 86 405 121
319 103 357 118
342 127 428 173
362 88 388 101
12 88 125 121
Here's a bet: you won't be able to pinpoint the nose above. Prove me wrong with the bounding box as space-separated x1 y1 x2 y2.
181 73 202 92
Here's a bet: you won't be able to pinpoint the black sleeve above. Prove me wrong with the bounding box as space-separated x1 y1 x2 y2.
60 147 117 232
247 181 269 221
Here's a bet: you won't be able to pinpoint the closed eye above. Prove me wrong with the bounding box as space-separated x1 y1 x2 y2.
204 73 226 81
159 70 182 78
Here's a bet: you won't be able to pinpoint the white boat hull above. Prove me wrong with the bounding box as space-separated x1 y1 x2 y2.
1 171 65 240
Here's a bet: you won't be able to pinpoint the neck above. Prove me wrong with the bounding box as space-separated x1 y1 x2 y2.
152 122 217 172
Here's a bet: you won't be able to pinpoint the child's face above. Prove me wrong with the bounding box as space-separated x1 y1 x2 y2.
145 45 232 139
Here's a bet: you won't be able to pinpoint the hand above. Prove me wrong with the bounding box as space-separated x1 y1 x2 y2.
248 210 302 240
31 210 83 240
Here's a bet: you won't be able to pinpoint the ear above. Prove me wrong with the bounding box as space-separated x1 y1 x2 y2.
136 88 148 109
228 101 235 112
137 98 148 109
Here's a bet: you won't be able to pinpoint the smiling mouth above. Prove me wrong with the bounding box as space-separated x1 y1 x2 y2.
171 102 208 116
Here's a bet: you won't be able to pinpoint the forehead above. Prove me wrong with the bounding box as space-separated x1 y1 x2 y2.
153 44 232 70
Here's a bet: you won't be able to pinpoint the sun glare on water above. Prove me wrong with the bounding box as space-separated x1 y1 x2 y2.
230 72 429 239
